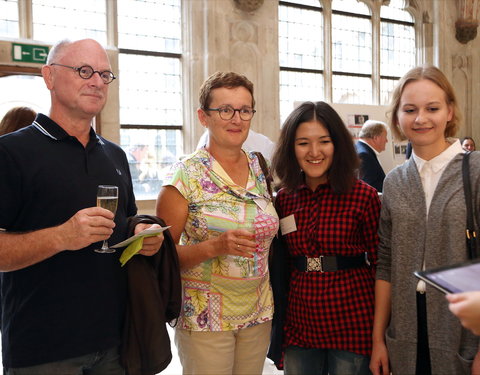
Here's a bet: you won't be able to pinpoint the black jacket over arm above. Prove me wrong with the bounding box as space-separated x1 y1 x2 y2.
121 215 182 375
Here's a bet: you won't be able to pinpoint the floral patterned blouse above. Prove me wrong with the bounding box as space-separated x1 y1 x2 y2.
164 148 278 331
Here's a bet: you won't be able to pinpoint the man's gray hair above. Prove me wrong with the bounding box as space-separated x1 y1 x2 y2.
46 39 73 65
359 120 387 139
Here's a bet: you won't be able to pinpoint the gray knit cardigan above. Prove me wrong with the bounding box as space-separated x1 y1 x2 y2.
377 152 480 375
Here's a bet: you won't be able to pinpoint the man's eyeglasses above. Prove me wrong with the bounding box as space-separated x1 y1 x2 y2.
50 63 116 84
205 105 256 121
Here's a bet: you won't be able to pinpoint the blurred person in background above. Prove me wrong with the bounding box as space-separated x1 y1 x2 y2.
355 120 388 193
461 136 476 152
0 106 36 136
196 128 276 161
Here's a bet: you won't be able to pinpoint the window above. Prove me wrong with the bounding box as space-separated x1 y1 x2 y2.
118 0 183 200
279 0 416 122
278 1 323 124
380 0 415 104
0 0 19 38
0 75 50 117
1 0 184 201
32 0 107 44
332 0 372 104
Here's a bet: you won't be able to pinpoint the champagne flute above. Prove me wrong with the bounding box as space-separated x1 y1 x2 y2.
94 185 118 253
237 225 256 277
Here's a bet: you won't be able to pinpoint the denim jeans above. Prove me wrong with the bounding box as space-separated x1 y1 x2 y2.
4 346 124 375
284 345 372 375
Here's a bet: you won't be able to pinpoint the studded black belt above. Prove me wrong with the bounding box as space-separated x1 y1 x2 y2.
293 253 369 272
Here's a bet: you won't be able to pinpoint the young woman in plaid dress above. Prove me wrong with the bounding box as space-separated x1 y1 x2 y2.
271 101 380 375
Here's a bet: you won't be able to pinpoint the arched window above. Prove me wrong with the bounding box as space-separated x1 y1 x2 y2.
279 0 416 123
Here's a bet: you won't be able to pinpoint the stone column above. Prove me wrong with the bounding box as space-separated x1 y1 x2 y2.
185 0 280 152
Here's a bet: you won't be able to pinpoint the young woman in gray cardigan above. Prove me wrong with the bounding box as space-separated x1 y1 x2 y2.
370 65 480 375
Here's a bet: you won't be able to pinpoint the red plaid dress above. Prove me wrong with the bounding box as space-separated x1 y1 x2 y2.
275 179 380 356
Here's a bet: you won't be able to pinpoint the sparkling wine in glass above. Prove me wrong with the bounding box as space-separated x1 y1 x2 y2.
237 225 256 277
95 185 118 253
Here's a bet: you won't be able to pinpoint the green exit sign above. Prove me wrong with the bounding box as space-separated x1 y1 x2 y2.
12 43 49 64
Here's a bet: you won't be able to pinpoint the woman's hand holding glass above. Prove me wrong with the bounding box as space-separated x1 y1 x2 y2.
236 226 257 276
207 228 257 277
209 229 256 258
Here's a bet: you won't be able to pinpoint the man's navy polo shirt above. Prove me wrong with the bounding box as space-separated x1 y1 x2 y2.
0 114 137 367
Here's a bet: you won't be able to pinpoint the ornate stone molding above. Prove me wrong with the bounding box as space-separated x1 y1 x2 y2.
456 0 480 44
231 20 257 44
233 0 264 13
452 53 471 135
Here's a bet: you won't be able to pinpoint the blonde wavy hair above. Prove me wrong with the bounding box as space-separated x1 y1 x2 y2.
387 65 461 141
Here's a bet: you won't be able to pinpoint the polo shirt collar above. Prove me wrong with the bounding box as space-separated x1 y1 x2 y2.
33 113 103 145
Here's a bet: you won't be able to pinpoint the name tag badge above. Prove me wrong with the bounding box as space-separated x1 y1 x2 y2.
280 214 297 235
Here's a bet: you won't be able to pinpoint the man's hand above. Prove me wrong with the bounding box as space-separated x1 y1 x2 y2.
134 223 164 256
58 207 115 251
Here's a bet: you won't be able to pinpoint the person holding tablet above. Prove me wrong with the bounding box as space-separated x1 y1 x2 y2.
370 65 480 375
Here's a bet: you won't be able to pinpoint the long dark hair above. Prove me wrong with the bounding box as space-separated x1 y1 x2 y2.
271 101 359 194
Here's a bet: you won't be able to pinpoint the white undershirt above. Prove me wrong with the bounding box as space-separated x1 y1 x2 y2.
412 139 463 292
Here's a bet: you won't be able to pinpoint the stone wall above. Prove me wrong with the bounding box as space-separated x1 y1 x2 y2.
183 0 279 151
433 0 480 141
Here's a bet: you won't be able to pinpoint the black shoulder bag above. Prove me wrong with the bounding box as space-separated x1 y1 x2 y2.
253 151 273 199
253 152 289 369
462 151 478 259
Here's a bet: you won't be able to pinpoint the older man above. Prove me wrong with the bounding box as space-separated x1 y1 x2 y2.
355 120 388 192
0 39 163 374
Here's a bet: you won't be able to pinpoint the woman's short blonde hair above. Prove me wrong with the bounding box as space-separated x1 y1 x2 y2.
387 65 461 141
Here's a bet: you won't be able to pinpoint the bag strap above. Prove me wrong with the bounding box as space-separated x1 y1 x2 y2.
462 151 477 259
254 151 273 200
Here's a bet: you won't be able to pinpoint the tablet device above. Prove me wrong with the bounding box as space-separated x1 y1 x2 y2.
414 259 480 294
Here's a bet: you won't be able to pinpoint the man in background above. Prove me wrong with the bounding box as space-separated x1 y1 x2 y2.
355 119 388 193
196 128 276 161
0 39 163 374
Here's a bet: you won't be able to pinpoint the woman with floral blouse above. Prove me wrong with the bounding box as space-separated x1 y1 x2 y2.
156 71 278 375
271 101 380 375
